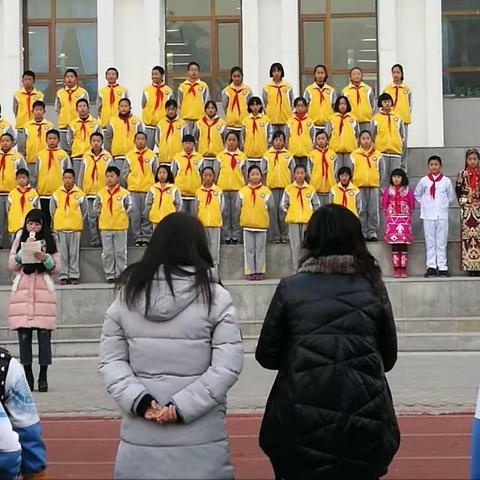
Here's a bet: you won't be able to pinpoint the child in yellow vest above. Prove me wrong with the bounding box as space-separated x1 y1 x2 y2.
7 168 39 241
97 67 129 129
55 69 89 152
325 95 358 170
237 165 272 280
282 165 320 271
221 66 253 148
34 129 72 227
242 97 271 173
383 64 412 155
351 130 383 241
178 62 210 133
93 165 132 283
145 165 182 228
13 70 44 155
156 99 187 165
105 98 144 186
217 131 247 244
195 166 224 267
142 65 174 149
124 132 158 246
303 64 337 136
264 131 294 243
286 97 315 169
171 134 204 216
329 167 362 218
78 132 115 247
308 130 337 206
50 169 87 284
373 93 405 190
341 67 374 132
262 62 294 135
0 133 27 245
23 100 54 177
193 100 227 168
67 98 101 179
0 104 15 140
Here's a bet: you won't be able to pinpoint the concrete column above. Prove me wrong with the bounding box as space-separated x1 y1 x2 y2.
143 0 164 69
97 0 115 88
242 0 261 95
377 0 398 91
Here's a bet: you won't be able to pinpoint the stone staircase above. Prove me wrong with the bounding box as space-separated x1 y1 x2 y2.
0 147 479 357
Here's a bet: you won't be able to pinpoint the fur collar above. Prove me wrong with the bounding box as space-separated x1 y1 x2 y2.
298 255 356 274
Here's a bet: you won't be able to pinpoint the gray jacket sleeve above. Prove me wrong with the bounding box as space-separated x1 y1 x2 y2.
80 194 88 219
174 188 183 211
49 196 57 221
104 123 113 153
144 188 153 217
221 90 229 113
93 195 101 216
171 288 243 424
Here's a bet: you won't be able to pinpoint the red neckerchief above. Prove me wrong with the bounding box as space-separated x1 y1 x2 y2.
249 184 262 205
166 118 176 139
339 184 352 207
136 150 146 174
230 87 244 115
47 148 58 170
467 167 480 192
428 173 444 199
227 152 238 170
156 185 169 208
64 188 75 209
351 84 362 105
187 81 199 96
22 90 36 120
78 117 90 141
380 110 393 133
392 84 401 108
252 115 260 135
338 114 348 136
294 114 306 136
271 83 284 107
17 186 32 212
66 86 79 103
89 152 103 182
315 84 326 104
202 116 220 145
296 184 306 209
273 149 286 166
316 147 329 180
119 113 132 134
359 147 376 169
202 187 214 206
184 153 194 174
0 151 9 180
153 83 165 111
107 185 120 214
108 84 119 107
35 121 46 137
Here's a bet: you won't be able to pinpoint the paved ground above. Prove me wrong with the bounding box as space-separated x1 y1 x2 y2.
31 352 480 415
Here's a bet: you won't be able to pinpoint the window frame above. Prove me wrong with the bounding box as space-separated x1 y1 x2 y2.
299 0 378 94
165 0 242 100
23 0 98 103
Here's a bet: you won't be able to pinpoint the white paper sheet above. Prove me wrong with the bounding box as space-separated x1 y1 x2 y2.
21 240 43 264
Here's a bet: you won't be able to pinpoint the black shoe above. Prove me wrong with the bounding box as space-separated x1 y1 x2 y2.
106 277 116 284
438 269 451 277
231 239 239 245
367 237 378 242
135 241 143 247
38 379 48 392
224 239 232 245
24 365 34 391
424 268 437 278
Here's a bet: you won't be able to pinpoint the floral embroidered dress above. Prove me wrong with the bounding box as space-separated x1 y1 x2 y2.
381 185 415 244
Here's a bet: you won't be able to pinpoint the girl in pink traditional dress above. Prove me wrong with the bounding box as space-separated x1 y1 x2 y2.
381 168 415 277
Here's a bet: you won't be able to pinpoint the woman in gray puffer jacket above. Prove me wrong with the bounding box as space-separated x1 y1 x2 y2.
98 213 244 480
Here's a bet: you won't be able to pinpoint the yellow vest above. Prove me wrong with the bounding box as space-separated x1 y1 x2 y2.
384 82 412 124
142 83 174 126
0 149 25 192
56 86 89 129
287 114 314 157
223 83 252 127
217 149 246 191
351 147 382 187
157 117 186 163
125 148 156 192
330 182 360 216
98 84 128 128
265 148 294 189
36 148 69 196
24 119 54 164
196 184 223 228
328 113 357 153
304 83 335 125
81 150 113 195
69 116 100 157
109 115 143 157
178 80 210 120
0 119 13 136
309 147 337 194
7 186 39 233
196 116 226 156
263 81 293 124
52 185 85 231
172 151 203 197
342 82 373 123
242 114 270 158
239 184 271 229
373 111 403 155
98 185 130 230
148 183 179 224
14 88 44 129
284 182 317 224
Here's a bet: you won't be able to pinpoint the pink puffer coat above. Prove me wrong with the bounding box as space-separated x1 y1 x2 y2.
8 232 59 331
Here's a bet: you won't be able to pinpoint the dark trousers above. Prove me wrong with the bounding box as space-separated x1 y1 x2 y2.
17 328 52 366
40 198 52 228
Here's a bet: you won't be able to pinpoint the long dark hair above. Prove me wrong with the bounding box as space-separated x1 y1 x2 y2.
118 213 215 316
300 204 382 288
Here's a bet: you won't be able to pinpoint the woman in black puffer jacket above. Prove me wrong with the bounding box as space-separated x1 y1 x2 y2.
256 204 400 480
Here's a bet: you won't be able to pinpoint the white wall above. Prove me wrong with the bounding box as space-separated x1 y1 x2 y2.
378 0 444 148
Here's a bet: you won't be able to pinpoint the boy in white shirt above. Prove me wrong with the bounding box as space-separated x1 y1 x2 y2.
414 155 455 277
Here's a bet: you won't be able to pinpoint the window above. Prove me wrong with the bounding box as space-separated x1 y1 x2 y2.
165 0 242 101
23 0 98 103
442 1 480 97
299 0 377 95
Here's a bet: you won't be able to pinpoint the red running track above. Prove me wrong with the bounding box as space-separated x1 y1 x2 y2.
41 413 472 479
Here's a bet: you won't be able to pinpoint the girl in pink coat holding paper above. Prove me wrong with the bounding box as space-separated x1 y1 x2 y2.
381 168 415 278
8 209 59 393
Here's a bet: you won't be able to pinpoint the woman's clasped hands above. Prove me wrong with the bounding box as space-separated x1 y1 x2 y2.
144 400 178 424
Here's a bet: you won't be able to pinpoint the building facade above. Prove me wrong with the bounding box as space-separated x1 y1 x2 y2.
0 0 478 147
